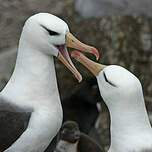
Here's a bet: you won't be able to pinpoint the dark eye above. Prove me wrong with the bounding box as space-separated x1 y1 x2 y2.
103 72 116 87
46 29 59 36
41 25 59 36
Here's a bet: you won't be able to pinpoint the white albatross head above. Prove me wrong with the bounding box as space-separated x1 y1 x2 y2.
71 51 143 108
20 13 99 82
95 65 142 108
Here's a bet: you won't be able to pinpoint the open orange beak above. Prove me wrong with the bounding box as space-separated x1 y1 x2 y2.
71 50 106 76
57 32 99 82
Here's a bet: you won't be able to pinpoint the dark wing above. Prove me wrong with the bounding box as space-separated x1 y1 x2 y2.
0 111 31 151
0 95 32 151
0 95 33 112
78 133 105 152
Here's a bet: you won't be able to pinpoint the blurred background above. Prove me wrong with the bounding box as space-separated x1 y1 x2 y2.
0 0 152 151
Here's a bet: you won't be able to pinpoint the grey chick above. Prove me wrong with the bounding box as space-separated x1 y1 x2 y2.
54 121 104 152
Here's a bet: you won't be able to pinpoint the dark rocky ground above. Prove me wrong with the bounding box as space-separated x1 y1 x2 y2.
0 0 152 151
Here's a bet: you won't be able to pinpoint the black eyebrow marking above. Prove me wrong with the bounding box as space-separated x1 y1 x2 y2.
41 25 60 36
103 71 117 87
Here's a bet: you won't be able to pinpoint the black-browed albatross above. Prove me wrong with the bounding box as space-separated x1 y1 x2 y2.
0 13 99 152
72 51 152 152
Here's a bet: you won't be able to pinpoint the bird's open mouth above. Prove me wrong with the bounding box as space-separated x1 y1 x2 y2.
56 32 99 82
56 44 82 82
56 45 71 65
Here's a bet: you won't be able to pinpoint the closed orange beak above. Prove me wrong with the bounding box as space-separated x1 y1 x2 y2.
71 50 106 76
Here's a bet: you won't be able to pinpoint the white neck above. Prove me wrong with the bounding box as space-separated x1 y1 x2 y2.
1 38 61 109
55 140 78 152
109 93 152 151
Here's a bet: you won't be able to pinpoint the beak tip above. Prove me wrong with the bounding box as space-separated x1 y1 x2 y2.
78 79 82 83
77 75 82 83
91 47 100 61
96 56 99 61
